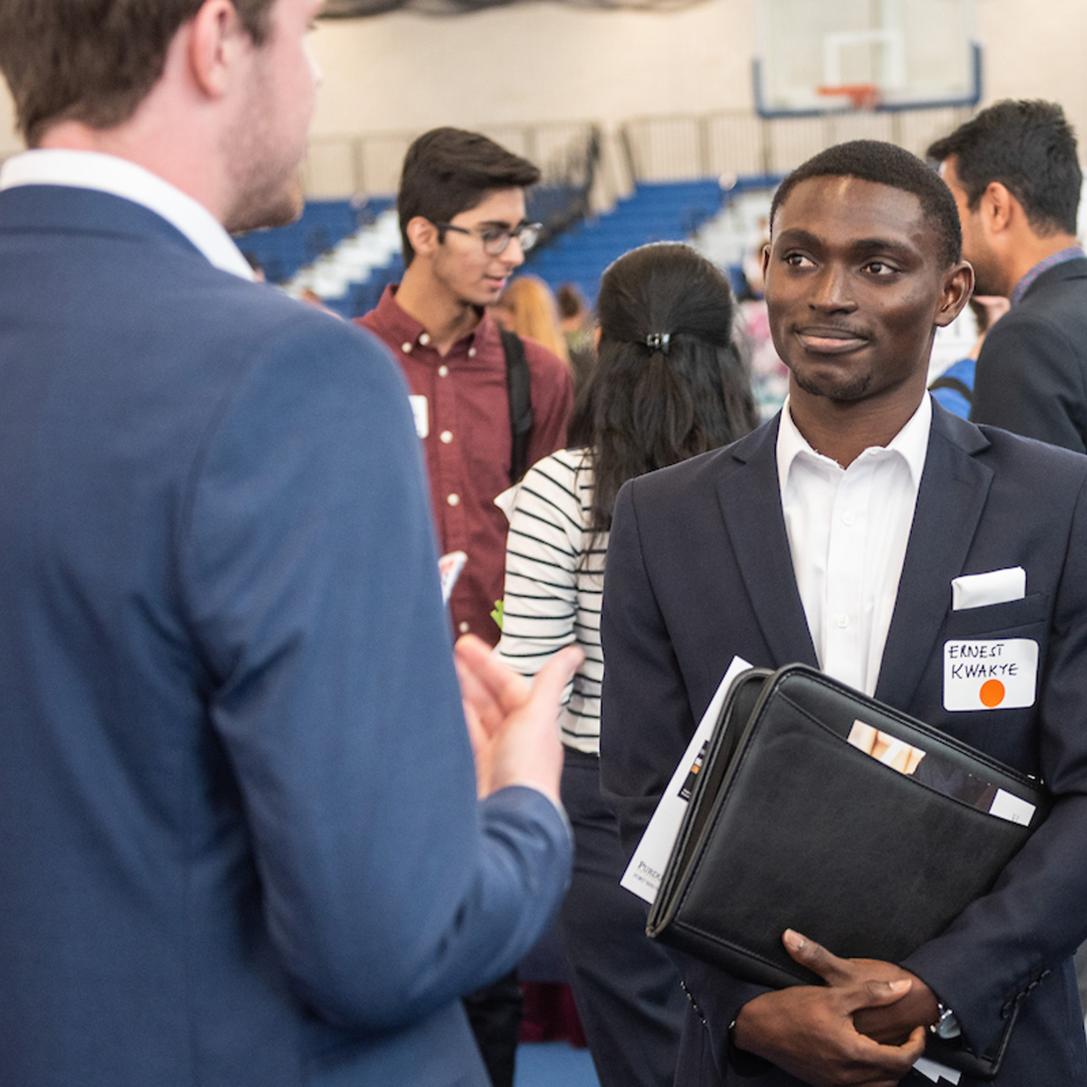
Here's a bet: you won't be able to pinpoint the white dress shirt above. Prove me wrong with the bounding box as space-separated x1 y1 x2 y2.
776 394 931 696
777 395 959 1086
0 149 254 281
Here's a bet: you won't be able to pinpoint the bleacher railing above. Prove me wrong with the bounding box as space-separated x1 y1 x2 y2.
618 106 975 182
301 120 599 197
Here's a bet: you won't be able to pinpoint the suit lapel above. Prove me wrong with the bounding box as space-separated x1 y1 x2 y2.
715 418 819 668
875 405 993 708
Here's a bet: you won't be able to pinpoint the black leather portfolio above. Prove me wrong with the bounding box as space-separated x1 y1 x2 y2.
646 663 1048 1078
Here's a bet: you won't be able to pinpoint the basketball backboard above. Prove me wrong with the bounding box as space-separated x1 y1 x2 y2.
753 0 982 117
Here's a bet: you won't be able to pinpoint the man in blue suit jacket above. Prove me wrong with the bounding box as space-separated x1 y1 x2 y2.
0 2 576 1085
601 141 1087 1085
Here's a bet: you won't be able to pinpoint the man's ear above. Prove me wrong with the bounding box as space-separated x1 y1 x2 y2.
188 0 249 99
406 216 440 260
980 180 1015 236
760 240 771 281
935 261 975 328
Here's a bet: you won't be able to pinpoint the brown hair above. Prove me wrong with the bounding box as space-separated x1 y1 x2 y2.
555 282 588 322
0 0 275 146
494 276 570 365
397 127 540 265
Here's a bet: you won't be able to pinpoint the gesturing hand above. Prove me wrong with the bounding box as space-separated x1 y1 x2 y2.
731 930 930 1087
454 634 582 803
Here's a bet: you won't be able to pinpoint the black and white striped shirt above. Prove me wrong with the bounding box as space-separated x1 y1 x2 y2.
495 448 606 755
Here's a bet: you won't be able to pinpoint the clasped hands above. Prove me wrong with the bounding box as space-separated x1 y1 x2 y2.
732 929 940 1087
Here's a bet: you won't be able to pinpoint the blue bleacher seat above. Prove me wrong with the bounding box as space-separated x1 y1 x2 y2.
264 178 776 319
524 179 725 305
235 196 395 285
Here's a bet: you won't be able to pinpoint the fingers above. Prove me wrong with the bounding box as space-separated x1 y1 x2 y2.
860 977 913 1008
454 635 529 738
840 1021 927 1085
453 648 505 739
459 692 488 757
455 638 583 734
782 929 853 986
737 982 927 1087
454 640 582 804
454 635 530 717
899 1024 927 1063
853 1024 928 1086
524 645 584 711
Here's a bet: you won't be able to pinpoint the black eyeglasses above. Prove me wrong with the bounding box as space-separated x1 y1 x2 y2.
433 220 543 256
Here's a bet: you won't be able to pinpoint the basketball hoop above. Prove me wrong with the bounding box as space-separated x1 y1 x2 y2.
816 83 882 112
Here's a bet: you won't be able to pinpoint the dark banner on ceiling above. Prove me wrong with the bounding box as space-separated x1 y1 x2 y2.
322 0 705 16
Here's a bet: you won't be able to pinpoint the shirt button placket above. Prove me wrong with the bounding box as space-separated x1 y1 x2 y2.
825 474 862 686
435 358 465 569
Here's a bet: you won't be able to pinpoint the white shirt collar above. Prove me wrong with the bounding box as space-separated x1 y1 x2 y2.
0 149 254 281
777 393 932 493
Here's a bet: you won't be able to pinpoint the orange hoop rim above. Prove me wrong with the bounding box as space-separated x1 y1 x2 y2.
816 83 882 110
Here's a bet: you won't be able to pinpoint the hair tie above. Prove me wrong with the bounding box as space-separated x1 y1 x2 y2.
645 332 671 354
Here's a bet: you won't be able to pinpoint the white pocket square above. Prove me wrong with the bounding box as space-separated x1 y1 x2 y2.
951 567 1026 611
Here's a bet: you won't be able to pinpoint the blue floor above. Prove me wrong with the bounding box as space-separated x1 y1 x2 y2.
515 1042 600 1087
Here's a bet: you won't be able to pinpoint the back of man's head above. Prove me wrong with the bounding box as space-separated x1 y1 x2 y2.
927 99 1082 237
0 0 274 147
397 127 540 265
770 139 962 266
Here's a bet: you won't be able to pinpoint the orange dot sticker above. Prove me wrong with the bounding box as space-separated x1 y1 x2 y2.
979 679 1006 708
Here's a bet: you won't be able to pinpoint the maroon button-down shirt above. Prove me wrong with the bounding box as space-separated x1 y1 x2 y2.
359 286 573 646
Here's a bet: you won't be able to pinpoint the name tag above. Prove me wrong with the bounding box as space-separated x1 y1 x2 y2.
943 638 1038 711
408 395 429 438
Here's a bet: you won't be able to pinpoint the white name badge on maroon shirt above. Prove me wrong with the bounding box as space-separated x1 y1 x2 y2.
943 638 1038 711
408 395 429 438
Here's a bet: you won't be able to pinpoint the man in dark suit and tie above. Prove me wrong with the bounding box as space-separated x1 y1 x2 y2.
600 140 1087 1085
0 3 577 1086
927 99 1087 452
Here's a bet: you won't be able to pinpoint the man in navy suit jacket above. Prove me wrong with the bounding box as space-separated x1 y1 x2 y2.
601 141 1087 1085
0 3 576 1085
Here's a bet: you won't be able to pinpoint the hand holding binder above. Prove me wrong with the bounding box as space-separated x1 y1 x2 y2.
646 663 1048 1079
729 933 929 1087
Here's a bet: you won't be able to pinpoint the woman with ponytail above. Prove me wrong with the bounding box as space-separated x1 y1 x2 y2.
496 242 758 1086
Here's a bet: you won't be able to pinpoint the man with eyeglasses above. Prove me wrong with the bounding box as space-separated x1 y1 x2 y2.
359 127 572 650
358 127 573 1087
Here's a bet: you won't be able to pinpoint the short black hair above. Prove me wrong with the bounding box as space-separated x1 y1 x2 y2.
770 139 962 267
397 127 541 265
927 99 1082 236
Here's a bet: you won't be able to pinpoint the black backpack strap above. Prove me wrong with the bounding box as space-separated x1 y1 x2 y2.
929 374 973 403
500 329 533 483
